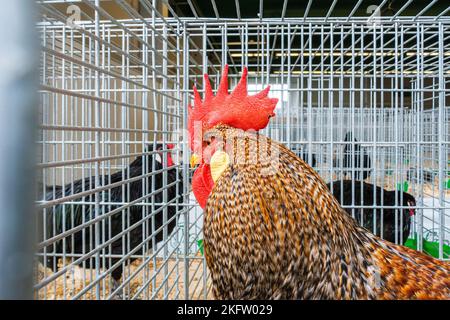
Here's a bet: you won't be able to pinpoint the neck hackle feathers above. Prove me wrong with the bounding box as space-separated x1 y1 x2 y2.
188 65 278 151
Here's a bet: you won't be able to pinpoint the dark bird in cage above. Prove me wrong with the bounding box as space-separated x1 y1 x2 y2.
407 167 435 183
326 180 416 245
37 184 62 200
298 150 317 168
292 145 317 168
342 132 372 180
39 143 183 297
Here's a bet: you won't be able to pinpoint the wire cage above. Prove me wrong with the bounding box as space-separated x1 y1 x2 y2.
35 0 449 300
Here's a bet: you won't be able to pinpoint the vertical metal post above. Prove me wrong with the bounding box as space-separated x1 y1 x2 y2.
162 23 169 297
286 24 291 150
307 23 312 167
182 27 190 300
201 23 208 300
142 22 149 300
393 22 399 244
151 0 158 298
93 0 102 300
175 20 182 300
416 23 424 252
328 23 334 192
0 0 38 299
437 22 445 260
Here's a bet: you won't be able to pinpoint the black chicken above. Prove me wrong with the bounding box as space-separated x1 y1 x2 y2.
292 145 317 168
326 180 416 245
298 150 317 168
342 132 372 180
39 143 183 295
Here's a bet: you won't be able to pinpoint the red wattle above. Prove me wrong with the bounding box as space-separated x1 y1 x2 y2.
166 144 175 167
192 163 214 209
167 155 174 167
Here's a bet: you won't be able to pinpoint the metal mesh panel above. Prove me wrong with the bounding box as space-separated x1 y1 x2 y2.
185 19 449 261
35 0 450 300
35 1 194 300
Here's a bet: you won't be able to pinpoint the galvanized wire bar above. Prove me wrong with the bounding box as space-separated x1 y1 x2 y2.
235 0 241 20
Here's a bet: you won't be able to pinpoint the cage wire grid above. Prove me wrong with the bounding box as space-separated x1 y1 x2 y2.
35 0 449 300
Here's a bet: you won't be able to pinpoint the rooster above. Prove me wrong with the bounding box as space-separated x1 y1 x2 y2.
189 66 450 299
39 143 183 295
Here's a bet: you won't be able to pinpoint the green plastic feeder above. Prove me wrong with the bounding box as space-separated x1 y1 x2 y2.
396 181 409 192
446 179 450 190
404 237 450 259
197 239 204 255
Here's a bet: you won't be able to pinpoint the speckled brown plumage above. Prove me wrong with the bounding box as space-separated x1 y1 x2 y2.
203 125 450 300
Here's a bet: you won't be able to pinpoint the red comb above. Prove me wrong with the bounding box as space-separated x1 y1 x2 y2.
188 65 278 151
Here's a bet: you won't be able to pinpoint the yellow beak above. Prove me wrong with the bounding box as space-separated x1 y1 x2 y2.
190 153 201 168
